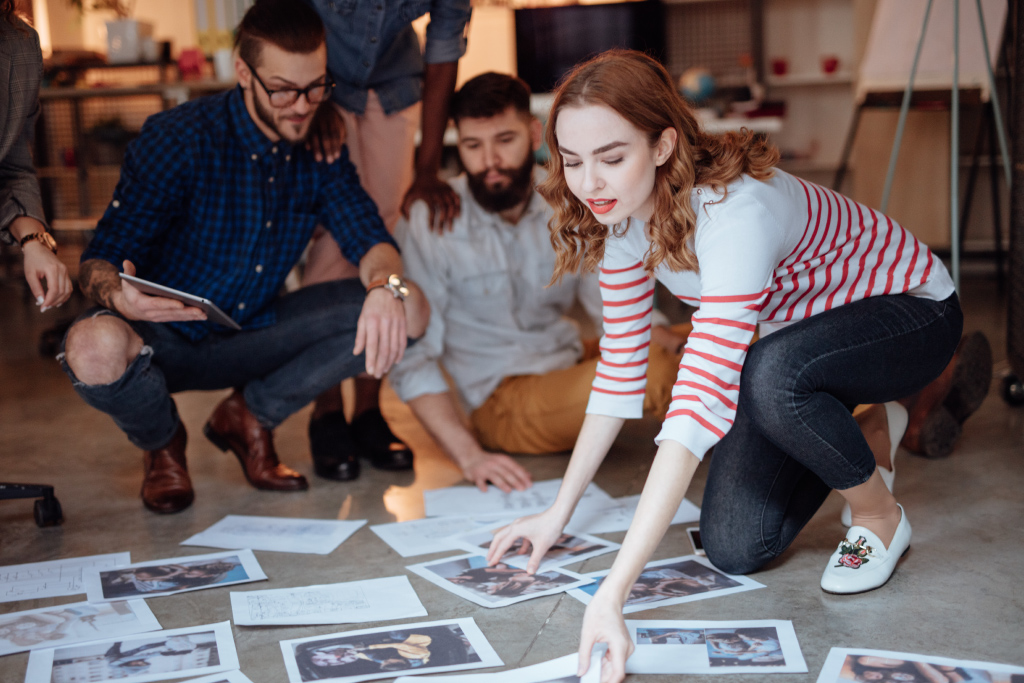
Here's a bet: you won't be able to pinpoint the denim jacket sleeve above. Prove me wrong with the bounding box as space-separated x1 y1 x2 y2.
424 0 472 64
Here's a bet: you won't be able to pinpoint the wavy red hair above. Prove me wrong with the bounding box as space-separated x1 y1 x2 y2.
540 49 779 281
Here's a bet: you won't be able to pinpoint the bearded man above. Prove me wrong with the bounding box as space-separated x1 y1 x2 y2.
389 73 684 492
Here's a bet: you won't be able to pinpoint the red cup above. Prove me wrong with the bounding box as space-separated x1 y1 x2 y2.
771 58 788 76
821 55 840 75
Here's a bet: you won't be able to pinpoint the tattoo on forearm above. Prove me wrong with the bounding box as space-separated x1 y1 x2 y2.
79 260 121 310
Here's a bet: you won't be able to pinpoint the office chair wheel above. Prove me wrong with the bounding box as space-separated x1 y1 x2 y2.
34 495 63 527
1003 374 1024 407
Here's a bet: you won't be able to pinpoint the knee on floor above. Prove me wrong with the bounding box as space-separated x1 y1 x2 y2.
64 315 142 385
700 520 770 576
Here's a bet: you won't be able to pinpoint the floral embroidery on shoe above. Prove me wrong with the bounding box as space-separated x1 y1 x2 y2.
835 535 873 568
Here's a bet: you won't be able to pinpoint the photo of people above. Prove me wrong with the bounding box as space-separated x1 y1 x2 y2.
407 554 592 608
83 550 266 602
570 556 760 613
705 627 786 667
454 530 618 572
625 620 806 675
25 622 239 683
635 628 705 645
280 618 502 683
0 600 160 656
836 654 1024 683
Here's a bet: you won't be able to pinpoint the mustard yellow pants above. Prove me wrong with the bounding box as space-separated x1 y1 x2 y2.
470 325 690 454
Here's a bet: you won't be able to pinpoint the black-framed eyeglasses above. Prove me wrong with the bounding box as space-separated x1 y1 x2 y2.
244 60 335 108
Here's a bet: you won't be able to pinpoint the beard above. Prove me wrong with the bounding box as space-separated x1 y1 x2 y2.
465 153 535 214
252 91 311 143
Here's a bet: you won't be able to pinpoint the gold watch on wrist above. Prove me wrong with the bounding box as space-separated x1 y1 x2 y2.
366 273 410 301
19 231 58 255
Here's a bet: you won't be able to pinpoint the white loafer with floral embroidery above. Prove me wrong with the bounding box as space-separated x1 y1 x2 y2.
821 503 911 594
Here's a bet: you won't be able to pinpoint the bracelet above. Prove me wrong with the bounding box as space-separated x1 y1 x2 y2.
366 273 409 301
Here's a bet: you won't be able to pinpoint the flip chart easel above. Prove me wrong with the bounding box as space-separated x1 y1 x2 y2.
833 0 1010 290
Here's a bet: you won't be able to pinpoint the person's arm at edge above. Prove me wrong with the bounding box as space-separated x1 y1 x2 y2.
400 60 460 231
407 391 531 493
487 413 624 571
0 29 73 311
577 439 700 683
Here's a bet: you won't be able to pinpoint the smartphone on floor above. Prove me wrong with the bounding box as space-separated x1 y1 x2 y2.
686 526 705 556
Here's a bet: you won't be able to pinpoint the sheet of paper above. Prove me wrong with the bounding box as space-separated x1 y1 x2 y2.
451 529 619 573
407 553 593 609
567 555 763 614
83 549 267 603
25 621 238 683
0 552 131 603
816 647 1024 683
423 479 613 519
370 515 514 558
230 576 426 626
625 619 807 674
174 670 254 683
568 495 701 535
279 617 502 683
393 650 604 683
181 515 366 555
0 599 161 657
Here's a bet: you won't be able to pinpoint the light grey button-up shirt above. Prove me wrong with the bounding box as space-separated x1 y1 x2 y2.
391 171 603 412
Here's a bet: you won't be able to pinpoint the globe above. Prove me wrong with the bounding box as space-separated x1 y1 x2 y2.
679 67 715 103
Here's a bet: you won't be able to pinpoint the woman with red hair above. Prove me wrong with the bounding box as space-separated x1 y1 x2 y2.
487 50 960 682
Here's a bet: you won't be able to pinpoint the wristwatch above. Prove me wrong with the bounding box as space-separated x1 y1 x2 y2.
366 273 410 301
19 232 58 255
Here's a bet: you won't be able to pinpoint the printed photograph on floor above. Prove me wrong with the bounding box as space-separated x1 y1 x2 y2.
407 554 592 608
0 599 160 656
568 555 762 613
626 620 807 675
818 648 1024 683
452 530 618 572
84 550 266 602
24 622 238 683
280 618 502 683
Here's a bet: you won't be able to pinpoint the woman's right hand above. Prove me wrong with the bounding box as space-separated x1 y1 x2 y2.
486 507 568 574
578 591 633 683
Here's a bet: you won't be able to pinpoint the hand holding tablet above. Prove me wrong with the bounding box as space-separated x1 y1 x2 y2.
117 261 241 329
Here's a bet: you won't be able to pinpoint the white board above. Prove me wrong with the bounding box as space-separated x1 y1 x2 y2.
856 0 1007 102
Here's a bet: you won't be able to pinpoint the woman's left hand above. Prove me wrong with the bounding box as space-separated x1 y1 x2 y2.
577 592 633 683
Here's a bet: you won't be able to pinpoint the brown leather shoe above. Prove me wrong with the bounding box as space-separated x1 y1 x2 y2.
141 423 194 514
203 390 308 491
901 332 992 458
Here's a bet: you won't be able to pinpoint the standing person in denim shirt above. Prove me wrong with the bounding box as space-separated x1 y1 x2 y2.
299 0 471 482
58 0 429 515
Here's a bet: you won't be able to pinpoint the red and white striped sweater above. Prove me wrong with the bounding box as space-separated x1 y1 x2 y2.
587 169 955 459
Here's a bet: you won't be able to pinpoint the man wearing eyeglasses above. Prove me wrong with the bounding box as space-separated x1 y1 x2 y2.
58 0 429 514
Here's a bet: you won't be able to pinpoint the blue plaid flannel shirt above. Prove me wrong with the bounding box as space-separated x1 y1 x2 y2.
83 87 395 341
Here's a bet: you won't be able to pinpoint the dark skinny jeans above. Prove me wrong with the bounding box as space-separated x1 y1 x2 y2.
700 292 963 575
59 279 376 451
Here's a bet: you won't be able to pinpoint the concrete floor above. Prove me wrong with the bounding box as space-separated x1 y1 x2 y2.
1 274 1022 683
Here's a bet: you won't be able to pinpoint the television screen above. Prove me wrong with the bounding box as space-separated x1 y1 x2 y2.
515 1 666 94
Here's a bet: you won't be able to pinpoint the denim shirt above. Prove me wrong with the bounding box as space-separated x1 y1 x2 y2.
304 0 472 115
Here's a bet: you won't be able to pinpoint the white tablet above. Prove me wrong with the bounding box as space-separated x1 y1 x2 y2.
119 273 242 330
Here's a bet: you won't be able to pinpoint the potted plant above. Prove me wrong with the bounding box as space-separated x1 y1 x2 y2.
68 0 152 64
